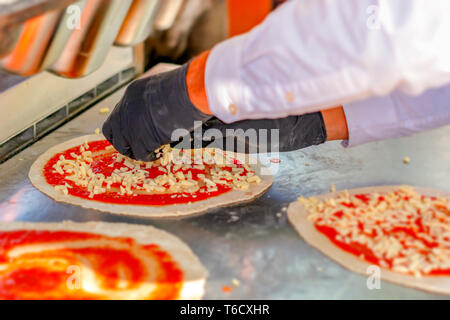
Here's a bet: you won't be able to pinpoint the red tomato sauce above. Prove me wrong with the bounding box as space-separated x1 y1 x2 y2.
43 140 246 205
0 230 183 300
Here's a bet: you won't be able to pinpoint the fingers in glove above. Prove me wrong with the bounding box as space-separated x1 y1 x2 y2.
102 117 113 143
102 104 133 158
111 130 133 158
128 137 158 162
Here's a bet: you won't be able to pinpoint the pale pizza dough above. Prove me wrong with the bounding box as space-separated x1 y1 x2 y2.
0 221 207 300
29 135 273 218
287 185 450 295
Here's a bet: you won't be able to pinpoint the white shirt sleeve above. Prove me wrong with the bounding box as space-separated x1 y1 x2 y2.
343 85 450 147
205 0 450 123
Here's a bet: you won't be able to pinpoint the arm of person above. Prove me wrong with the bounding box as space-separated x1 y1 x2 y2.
206 83 450 154
342 84 450 146
203 0 450 123
302 84 450 148
103 0 450 160
103 51 450 159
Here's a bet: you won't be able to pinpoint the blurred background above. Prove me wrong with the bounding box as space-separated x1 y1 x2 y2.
0 0 282 163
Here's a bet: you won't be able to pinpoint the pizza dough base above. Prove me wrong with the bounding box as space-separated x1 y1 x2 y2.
0 221 208 300
287 185 450 295
29 135 273 218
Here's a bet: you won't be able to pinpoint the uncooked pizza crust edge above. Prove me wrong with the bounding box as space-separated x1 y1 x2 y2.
287 185 450 295
29 135 274 218
0 221 208 300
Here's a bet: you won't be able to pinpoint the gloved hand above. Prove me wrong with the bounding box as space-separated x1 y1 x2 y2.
176 112 327 154
103 53 328 160
102 63 211 161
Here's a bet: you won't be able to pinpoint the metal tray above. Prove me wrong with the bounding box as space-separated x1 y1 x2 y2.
0 86 449 299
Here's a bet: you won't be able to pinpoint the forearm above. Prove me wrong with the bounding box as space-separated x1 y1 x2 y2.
187 55 450 149
318 84 450 147
343 85 450 147
187 52 349 144
204 0 450 123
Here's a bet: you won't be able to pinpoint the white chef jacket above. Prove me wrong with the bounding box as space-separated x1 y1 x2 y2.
204 0 450 146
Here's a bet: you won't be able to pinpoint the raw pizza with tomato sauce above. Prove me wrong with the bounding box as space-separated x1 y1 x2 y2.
29 135 273 218
0 221 207 300
287 185 450 294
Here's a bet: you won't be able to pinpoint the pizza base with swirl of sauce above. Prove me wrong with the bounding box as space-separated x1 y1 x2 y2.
28 135 273 218
0 221 207 300
287 185 450 295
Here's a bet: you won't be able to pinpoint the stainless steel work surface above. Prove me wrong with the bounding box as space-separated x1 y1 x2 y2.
1 87 449 299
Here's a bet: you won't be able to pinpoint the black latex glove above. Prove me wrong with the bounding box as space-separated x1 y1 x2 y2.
174 112 327 154
102 63 211 161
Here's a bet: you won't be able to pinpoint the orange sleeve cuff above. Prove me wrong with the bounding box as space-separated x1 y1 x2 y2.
186 50 212 115
321 106 349 141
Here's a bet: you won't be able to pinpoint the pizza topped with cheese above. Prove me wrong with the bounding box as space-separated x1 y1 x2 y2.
29 135 273 217
288 185 450 294
0 221 207 300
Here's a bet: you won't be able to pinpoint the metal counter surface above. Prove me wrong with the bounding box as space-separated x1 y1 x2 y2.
0 0 77 29
1 87 449 299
